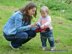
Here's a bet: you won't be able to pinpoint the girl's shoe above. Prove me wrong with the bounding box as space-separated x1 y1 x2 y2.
42 47 46 51
50 47 55 51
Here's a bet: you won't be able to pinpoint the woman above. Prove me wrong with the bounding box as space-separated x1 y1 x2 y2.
3 2 37 50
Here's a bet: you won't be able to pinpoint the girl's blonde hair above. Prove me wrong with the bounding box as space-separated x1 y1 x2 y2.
40 6 49 14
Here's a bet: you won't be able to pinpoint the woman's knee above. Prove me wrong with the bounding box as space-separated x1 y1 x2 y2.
29 30 36 38
32 30 36 35
3 34 15 41
16 32 28 40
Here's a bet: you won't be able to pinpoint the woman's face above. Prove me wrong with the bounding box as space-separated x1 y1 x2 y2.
28 7 36 16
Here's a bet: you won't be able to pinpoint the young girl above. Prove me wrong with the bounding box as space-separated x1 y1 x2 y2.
35 6 55 51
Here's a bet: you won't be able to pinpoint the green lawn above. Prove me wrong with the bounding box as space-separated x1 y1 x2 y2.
0 0 72 54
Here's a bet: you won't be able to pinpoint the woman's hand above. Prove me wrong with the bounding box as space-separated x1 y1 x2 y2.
30 23 37 27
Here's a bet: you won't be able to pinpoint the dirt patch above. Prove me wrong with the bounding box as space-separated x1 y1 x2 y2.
0 5 18 11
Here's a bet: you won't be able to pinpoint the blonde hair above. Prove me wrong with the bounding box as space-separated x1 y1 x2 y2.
40 6 49 14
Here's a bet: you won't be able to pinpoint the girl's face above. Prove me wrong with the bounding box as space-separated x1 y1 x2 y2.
28 7 36 16
40 10 48 18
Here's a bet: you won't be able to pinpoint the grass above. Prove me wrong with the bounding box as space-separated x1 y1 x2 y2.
0 0 72 54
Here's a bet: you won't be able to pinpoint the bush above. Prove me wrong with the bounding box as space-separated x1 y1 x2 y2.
38 0 69 10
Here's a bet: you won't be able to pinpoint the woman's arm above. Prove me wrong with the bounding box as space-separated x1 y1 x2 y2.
15 14 31 32
36 18 41 26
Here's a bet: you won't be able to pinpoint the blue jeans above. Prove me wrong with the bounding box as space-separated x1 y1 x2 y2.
40 30 55 47
3 30 36 48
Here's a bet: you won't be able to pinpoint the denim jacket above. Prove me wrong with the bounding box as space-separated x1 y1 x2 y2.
3 11 31 35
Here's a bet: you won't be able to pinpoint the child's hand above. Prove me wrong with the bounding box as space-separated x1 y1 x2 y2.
40 25 44 29
41 25 49 29
44 25 49 29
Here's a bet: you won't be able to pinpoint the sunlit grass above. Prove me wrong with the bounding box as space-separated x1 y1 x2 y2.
0 0 72 54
